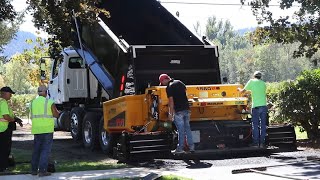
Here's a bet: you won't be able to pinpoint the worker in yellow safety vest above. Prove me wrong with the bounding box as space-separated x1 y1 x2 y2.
0 86 18 172
30 85 59 177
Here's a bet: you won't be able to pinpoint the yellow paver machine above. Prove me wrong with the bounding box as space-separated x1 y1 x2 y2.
67 0 296 161
103 84 295 161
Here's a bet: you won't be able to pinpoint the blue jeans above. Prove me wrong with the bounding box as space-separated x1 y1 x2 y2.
31 133 53 173
174 110 194 151
251 106 268 145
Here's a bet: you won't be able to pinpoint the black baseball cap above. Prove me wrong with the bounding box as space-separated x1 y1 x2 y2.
0 86 15 94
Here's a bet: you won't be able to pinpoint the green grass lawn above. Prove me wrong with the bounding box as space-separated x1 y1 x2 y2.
10 148 128 173
11 161 128 173
159 175 192 180
295 126 308 140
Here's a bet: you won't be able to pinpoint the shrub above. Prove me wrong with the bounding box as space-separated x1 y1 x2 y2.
276 69 320 140
9 94 37 118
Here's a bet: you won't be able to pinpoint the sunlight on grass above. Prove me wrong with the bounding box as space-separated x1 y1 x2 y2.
160 175 193 180
295 126 308 140
12 161 128 173
10 147 128 173
55 161 128 172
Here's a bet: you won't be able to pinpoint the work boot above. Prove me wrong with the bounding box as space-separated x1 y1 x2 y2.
185 149 195 154
171 149 185 154
259 143 266 148
38 172 51 177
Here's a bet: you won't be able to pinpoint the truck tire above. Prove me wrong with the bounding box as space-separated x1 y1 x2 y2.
70 107 85 142
99 117 113 155
82 112 101 150
57 111 70 131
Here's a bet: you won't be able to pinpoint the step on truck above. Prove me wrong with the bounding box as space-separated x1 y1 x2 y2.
40 0 297 161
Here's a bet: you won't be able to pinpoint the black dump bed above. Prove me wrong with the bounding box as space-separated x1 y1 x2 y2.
131 45 220 94
75 0 221 98
98 0 204 45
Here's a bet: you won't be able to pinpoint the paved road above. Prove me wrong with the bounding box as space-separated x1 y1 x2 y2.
4 119 319 179
1 148 319 179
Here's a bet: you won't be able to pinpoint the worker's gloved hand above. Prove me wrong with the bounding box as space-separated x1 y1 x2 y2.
14 117 23 127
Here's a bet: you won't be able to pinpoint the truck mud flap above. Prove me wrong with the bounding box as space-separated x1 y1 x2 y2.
266 125 297 151
114 132 173 161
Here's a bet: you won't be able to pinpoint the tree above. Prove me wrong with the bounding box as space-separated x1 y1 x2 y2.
26 0 109 59
277 69 320 141
205 16 236 47
3 56 34 94
2 37 49 93
193 21 202 36
0 0 16 22
242 0 320 58
0 18 23 59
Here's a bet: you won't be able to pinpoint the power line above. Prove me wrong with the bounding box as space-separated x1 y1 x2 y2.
160 1 299 7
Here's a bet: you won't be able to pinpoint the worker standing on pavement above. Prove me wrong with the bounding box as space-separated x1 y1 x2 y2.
6 90 23 168
0 86 22 172
159 74 195 154
30 85 60 177
238 71 267 148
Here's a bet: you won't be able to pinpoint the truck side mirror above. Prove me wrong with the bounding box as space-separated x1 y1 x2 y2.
40 58 46 80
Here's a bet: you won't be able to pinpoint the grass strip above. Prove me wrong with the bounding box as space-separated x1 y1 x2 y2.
10 161 128 173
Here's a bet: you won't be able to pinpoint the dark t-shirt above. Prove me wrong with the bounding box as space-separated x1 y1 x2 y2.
166 79 189 112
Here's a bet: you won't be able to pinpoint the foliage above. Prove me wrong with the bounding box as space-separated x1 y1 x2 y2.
203 16 313 84
276 69 320 140
205 16 236 48
27 0 109 59
0 13 24 57
295 126 308 140
3 56 35 93
242 0 320 58
0 0 16 22
9 94 36 118
266 81 291 124
2 37 49 93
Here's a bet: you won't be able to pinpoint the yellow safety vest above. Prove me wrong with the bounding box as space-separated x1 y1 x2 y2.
0 98 9 132
30 96 54 134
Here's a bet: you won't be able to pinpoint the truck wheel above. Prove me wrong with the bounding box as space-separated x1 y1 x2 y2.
70 107 85 141
82 112 101 150
57 111 70 131
99 117 113 155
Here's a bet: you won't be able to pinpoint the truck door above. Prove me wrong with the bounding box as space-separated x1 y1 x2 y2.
66 57 87 98
48 57 63 104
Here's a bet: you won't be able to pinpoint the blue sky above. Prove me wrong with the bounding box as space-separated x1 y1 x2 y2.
13 0 298 37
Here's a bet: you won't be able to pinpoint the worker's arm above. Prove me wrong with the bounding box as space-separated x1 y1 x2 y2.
168 97 175 121
51 104 60 118
238 79 252 93
3 114 14 122
1 102 14 122
237 87 246 93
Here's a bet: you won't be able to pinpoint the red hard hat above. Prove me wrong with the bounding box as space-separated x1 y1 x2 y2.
159 74 170 83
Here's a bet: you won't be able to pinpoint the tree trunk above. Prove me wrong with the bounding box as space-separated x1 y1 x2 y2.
301 120 320 141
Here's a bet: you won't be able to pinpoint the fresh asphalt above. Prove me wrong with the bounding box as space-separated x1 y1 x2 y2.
1 148 319 180
4 119 319 179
